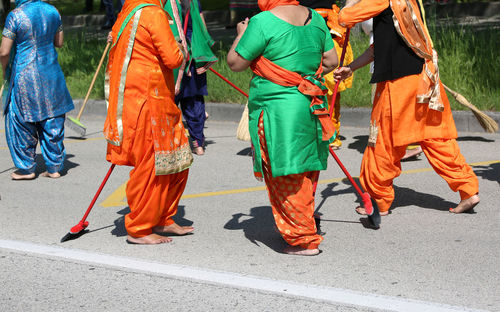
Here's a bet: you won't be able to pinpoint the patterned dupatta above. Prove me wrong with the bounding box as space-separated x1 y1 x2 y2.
391 0 444 111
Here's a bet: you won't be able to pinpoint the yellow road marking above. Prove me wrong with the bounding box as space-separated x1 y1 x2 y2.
100 159 500 208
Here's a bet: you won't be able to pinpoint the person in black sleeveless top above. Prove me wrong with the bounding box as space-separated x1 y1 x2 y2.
333 0 480 216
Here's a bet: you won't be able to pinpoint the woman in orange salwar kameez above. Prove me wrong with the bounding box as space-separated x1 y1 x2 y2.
104 0 194 244
334 0 479 216
227 0 338 255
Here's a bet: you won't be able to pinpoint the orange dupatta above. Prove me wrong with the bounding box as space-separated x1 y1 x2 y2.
251 56 336 142
258 0 299 11
391 0 444 111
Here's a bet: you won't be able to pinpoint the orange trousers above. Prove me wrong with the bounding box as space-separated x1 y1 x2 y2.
258 115 323 249
360 80 478 213
124 105 189 237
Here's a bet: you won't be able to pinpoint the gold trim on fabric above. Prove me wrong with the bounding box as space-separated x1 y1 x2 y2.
390 0 444 111
115 10 142 144
170 1 188 95
368 120 378 147
154 143 193 175
2 28 16 40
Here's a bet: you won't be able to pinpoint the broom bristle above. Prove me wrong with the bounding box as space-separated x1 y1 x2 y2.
237 103 251 142
65 116 87 136
443 84 498 133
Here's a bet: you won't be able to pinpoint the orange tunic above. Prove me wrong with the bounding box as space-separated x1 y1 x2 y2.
104 0 192 174
104 0 192 237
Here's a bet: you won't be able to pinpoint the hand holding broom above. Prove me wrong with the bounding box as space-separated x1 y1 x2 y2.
66 41 111 136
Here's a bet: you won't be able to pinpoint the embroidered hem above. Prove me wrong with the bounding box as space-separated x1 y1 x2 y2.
154 143 193 175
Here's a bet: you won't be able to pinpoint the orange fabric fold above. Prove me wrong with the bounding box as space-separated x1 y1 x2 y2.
258 114 323 249
360 76 477 212
258 0 299 11
123 104 189 237
251 55 336 141
104 0 192 175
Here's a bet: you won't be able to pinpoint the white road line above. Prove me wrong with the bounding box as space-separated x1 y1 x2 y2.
0 239 486 312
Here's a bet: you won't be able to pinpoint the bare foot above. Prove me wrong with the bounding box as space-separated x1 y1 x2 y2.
193 146 204 155
126 233 172 244
153 223 194 236
284 246 320 256
450 194 480 214
11 171 35 180
40 171 61 179
356 206 389 216
402 146 423 160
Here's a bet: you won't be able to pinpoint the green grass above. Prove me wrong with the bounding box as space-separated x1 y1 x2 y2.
329 25 500 111
2 21 497 111
49 0 229 15
432 25 500 111
58 32 107 99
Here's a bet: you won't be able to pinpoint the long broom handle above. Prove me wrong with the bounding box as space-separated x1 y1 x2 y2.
209 68 249 98
76 42 111 120
181 5 248 99
328 28 351 117
79 164 116 223
314 28 351 194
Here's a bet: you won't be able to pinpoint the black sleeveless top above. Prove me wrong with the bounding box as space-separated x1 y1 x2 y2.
370 6 425 83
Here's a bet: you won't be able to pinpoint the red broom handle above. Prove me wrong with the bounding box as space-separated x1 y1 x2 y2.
328 28 351 117
181 4 248 99
314 28 351 195
209 68 249 98
79 164 116 223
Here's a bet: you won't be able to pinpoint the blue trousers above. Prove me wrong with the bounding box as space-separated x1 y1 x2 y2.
5 109 66 174
179 95 206 147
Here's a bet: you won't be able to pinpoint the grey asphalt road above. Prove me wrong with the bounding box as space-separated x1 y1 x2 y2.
0 115 499 312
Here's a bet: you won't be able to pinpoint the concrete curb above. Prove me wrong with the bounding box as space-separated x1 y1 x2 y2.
70 99 500 133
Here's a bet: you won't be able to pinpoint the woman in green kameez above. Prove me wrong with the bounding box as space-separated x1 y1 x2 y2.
227 0 338 256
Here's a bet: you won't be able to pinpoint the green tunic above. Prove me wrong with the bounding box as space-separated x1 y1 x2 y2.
236 10 335 177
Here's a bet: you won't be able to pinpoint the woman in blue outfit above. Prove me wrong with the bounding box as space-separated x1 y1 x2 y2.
0 0 74 180
176 0 216 156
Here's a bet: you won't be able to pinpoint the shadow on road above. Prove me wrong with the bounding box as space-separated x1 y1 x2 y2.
224 206 286 253
110 205 194 237
316 179 469 215
473 162 500 185
457 136 495 142
34 153 79 176
236 147 252 156
347 135 368 154
391 185 461 213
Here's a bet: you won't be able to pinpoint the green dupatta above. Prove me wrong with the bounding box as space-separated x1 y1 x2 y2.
187 0 217 74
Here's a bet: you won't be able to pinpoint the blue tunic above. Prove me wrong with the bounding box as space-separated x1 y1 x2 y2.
2 0 74 123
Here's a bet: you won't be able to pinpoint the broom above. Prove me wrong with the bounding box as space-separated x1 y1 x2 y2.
60 164 116 242
66 42 111 137
442 83 498 133
316 28 380 228
236 102 251 141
